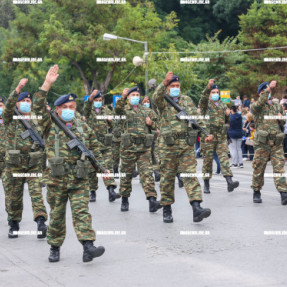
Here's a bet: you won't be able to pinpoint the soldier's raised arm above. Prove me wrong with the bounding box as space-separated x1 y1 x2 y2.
83 90 99 119
115 88 129 115
152 72 173 111
251 81 276 115
33 65 59 137
3 78 28 124
198 79 214 116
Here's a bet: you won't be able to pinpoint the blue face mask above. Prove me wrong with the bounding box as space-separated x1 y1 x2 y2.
143 103 150 108
61 109 75 122
19 102 31 113
238 111 241 114
170 88 180 97
211 94 220 101
94 101 102 109
0 107 3 116
268 94 272 99
130 96 140 106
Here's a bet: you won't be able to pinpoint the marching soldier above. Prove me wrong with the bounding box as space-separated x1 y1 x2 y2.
153 72 213 223
33 65 106 263
251 81 287 204
115 87 162 213
0 97 9 216
83 89 120 202
3 79 48 239
199 79 239 194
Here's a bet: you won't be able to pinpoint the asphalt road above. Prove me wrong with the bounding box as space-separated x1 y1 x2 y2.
0 159 286 287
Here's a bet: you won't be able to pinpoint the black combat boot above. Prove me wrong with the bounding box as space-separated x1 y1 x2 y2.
121 197 129 212
203 179 210 194
132 169 139 178
191 201 211 223
225 176 239 192
35 216 47 239
107 186 120 202
83 241 105 263
163 205 173 223
89 190 96 202
154 170 161 182
253 190 262 203
8 220 19 239
148 196 162 212
49 246 60 262
114 167 119 179
176 173 184 188
280 192 287 205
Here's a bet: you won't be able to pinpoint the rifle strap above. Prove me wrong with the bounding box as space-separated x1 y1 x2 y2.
14 121 18 150
55 125 60 157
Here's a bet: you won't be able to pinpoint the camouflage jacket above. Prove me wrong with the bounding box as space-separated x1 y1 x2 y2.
153 82 207 138
33 89 105 182
199 87 229 136
251 89 285 135
83 100 113 150
3 90 43 155
115 97 157 152
0 116 5 160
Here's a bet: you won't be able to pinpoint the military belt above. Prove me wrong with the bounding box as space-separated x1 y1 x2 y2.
173 132 187 139
97 136 105 143
131 137 145 144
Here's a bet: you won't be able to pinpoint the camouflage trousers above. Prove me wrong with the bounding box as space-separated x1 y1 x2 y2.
159 139 202 205
88 148 117 191
201 134 232 180
152 138 160 171
47 178 95 247
120 148 157 198
3 162 47 222
0 160 9 218
251 144 287 192
112 141 121 170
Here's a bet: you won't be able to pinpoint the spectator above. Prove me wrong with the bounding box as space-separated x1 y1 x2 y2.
283 103 287 160
213 151 221 174
228 105 243 168
230 95 242 106
242 113 254 161
245 123 255 161
243 95 250 108
280 91 287 105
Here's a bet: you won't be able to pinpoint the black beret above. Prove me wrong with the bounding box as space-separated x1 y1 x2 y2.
167 75 180 86
54 93 77 107
257 82 269 94
211 84 219 90
127 87 140 96
17 92 32 102
92 90 103 99
0 97 5 104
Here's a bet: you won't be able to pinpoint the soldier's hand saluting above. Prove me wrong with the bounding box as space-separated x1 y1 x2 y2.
122 88 129 99
89 89 98 102
15 78 28 94
40 64 59 92
163 72 173 87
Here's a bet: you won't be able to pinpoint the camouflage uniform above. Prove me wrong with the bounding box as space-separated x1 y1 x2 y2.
114 97 158 199
112 119 122 172
33 89 106 247
3 90 47 223
0 112 9 215
83 100 116 191
153 83 207 205
251 89 287 193
199 87 232 180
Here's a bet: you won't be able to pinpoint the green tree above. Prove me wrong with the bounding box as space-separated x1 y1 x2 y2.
226 1 287 97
